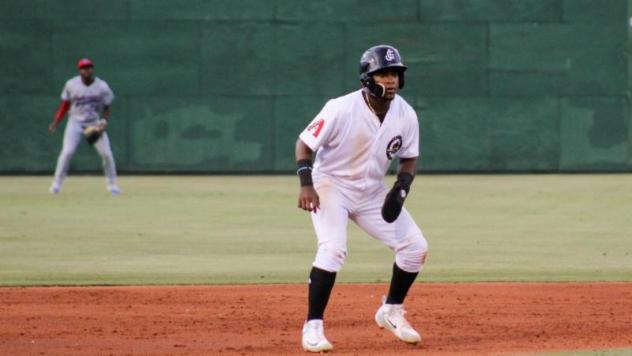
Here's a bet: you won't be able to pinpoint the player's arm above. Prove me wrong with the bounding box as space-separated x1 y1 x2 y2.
102 105 110 121
96 105 111 131
398 157 417 177
296 138 320 213
48 100 70 133
381 157 417 223
101 82 114 125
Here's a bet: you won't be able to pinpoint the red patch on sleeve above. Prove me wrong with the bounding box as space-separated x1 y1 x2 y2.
307 119 325 138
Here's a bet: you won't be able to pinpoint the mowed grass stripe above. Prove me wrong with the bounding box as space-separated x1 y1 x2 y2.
1 175 630 286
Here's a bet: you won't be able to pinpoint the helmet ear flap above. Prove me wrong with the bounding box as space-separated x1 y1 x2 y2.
362 76 385 98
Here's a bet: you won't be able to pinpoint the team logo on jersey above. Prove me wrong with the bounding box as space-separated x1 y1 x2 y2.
385 49 395 62
307 119 325 138
386 135 403 160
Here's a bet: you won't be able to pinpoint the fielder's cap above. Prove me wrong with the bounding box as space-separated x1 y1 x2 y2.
77 58 93 69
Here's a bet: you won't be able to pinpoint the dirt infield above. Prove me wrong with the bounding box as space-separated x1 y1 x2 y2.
1 283 631 355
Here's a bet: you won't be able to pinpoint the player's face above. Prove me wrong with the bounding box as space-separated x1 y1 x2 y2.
372 69 400 100
79 66 94 80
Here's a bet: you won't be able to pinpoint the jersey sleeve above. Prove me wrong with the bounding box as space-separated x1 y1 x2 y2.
102 82 114 106
398 110 420 159
60 81 71 101
298 100 338 151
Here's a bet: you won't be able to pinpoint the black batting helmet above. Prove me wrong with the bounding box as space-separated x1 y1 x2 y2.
359 45 407 98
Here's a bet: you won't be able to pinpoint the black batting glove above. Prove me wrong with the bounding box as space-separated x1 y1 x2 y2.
381 172 414 223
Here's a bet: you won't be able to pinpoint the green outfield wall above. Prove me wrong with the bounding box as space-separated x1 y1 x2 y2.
1 0 631 173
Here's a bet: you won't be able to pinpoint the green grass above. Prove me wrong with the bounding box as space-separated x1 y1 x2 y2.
1 175 631 286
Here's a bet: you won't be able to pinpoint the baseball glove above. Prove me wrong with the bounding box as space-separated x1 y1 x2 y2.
83 119 107 145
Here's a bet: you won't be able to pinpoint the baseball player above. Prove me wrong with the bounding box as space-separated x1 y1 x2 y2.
296 45 428 352
48 58 120 195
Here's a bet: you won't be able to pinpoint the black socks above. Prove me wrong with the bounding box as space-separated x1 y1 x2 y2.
307 266 337 321
306 263 416 320
386 262 419 304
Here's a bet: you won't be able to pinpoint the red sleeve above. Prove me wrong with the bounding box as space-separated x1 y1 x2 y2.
53 101 70 124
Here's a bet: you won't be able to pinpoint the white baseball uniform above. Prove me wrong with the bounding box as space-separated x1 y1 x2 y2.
299 89 428 273
52 76 118 188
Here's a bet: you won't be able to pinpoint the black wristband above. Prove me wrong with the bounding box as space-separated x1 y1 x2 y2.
297 159 313 187
395 172 414 193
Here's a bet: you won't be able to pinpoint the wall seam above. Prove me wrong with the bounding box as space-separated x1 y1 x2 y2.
556 97 563 172
270 0 280 169
485 21 490 97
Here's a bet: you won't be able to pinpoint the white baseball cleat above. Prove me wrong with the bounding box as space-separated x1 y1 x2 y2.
302 319 333 353
375 301 422 344
49 183 60 194
107 184 121 196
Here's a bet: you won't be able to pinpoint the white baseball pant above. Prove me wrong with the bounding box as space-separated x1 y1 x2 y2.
52 119 118 187
310 175 428 273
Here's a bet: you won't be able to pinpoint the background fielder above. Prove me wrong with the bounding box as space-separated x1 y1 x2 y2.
296 45 428 352
48 58 120 195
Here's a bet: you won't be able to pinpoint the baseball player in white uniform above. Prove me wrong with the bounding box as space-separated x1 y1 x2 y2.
48 58 120 195
296 45 428 352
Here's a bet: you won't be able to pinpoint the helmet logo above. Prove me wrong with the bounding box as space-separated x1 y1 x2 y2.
385 49 395 62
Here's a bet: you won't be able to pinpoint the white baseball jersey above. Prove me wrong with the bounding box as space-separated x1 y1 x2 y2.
61 76 114 123
299 89 419 193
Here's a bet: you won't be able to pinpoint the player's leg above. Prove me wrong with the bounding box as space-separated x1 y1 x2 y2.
93 133 120 195
307 184 349 320
302 179 350 352
382 209 427 306
353 203 428 301
352 190 428 343
50 120 83 193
